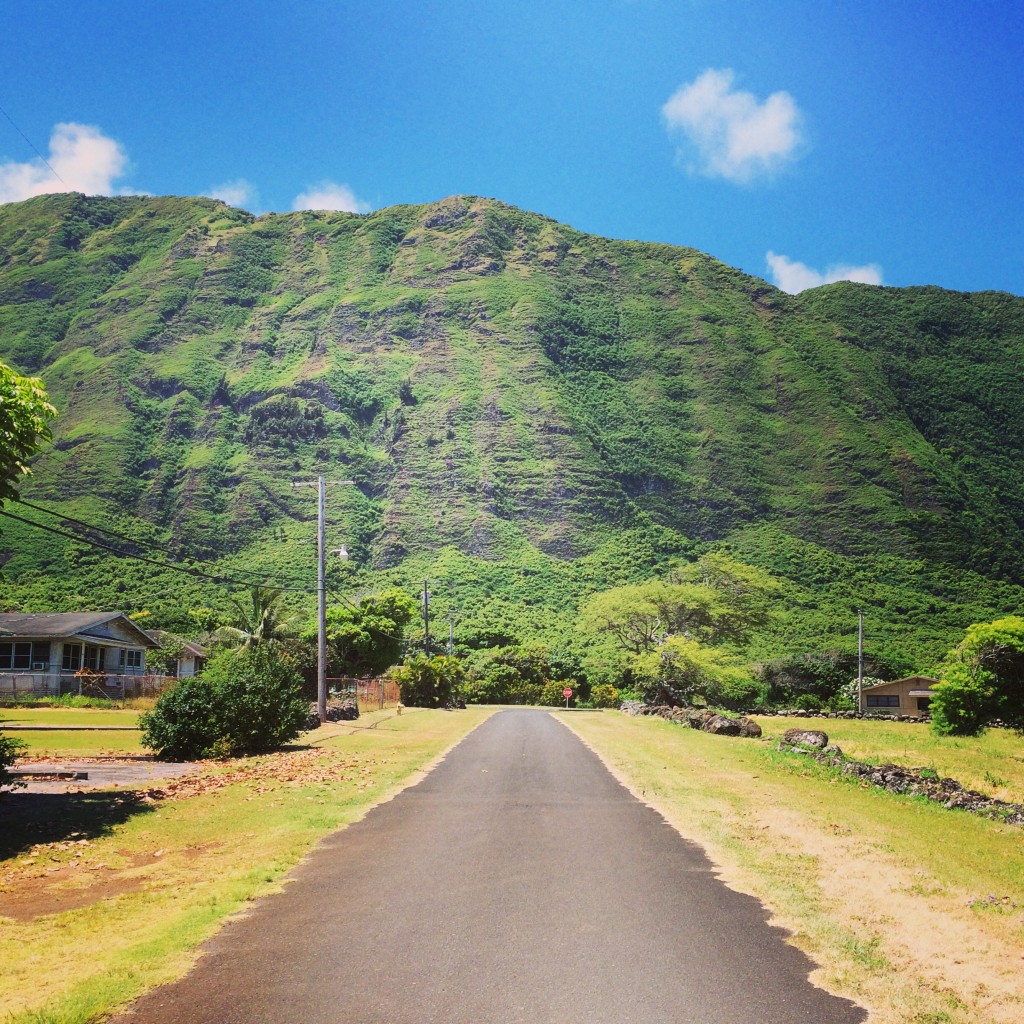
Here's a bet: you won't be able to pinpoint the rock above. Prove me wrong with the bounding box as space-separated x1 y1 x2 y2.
737 716 762 738
703 714 743 736
782 728 829 749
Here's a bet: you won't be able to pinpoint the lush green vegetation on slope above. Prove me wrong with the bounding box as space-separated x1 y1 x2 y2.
1 193 1022 673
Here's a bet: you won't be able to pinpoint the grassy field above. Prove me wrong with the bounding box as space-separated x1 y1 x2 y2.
0 706 494 1024
558 711 1024 1024
1 707 146 757
759 715 1024 803
0 708 142 728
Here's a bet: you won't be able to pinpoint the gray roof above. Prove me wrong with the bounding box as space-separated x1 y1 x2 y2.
0 612 159 647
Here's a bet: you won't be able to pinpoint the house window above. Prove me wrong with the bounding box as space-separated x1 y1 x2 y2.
867 694 901 708
62 643 83 671
0 642 33 670
118 649 143 670
83 645 104 671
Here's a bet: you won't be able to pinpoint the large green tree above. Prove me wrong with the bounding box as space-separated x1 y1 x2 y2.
577 553 778 654
931 616 1024 735
308 589 417 677
0 360 56 502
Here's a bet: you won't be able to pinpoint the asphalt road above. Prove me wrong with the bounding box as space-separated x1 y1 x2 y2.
113 709 865 1024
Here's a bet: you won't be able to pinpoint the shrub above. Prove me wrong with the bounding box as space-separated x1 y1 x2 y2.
140 648 307 759
202 648 309 755
539 678 572 706
590 684 620 709
392 655 465 708
1 731 27 790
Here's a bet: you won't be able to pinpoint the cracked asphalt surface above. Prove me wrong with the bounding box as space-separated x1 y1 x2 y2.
112 709 865 1023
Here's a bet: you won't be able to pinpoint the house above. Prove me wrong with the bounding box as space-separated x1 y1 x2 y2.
145 630 209 678
859 675 939 718
0 612 161 698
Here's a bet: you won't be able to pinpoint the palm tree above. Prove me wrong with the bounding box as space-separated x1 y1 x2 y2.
220 587 297 649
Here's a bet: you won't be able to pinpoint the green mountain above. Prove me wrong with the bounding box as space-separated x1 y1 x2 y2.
1 192 1022 669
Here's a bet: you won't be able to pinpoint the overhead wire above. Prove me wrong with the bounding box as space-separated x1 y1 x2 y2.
3 503 413 641
13 497 318 591
0 508 314 594
0 104 64 185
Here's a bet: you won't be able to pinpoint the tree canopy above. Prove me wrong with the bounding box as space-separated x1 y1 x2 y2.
307 589 417 677
931 615 1024 735
0 360 56 503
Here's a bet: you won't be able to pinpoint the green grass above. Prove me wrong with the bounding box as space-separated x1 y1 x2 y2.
758 715 1024 803
1 708 144 757
561 710 1024 1024
0 706 494 1024
1 708 141 728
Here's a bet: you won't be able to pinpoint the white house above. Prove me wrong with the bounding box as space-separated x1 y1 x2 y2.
0 612 160 698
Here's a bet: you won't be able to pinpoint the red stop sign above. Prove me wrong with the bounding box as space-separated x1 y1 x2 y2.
563 688 572 698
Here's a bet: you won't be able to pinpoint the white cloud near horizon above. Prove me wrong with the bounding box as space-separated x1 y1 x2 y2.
292 181 370 213
766 251 883 293
206 178 258 209
662 69 804 183
0 123 132 203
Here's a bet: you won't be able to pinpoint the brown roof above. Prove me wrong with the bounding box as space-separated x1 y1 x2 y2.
861 675 939 692
0 612 159 647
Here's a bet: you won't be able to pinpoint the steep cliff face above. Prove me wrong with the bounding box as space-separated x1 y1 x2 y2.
1 192 1023 641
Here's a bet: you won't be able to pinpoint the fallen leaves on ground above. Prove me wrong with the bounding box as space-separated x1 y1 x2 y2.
139 749 387 802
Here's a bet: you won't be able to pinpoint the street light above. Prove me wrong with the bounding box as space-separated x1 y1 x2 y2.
292 476 355 723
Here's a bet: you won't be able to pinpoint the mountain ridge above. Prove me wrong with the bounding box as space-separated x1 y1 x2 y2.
1 192 1023 666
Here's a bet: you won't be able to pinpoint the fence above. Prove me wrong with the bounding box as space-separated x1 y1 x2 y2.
326 676 402 713
0 672 177 704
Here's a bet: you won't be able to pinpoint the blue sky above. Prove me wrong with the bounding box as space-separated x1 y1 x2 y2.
2 0 1021 294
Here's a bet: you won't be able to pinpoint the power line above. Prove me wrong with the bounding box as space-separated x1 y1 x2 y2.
5 502 417 642
0 105 64 185
12 497 319 592
0 508 315 594
2 506 413 640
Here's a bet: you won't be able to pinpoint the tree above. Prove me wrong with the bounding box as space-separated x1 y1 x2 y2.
220 586 297 649
577 584 666 654
391 655 465 708
577 555 778 656
306 589 416 677
0 360 56 503
931 616 1024 736
633 636 757 711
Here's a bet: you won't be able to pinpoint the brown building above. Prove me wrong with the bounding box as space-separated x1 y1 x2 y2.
859 676 938 718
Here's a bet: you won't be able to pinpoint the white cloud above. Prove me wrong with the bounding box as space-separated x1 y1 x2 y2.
662 68 804 183
206 178 258 209
766 251 883 293
0 122 131 203
292 180 370 213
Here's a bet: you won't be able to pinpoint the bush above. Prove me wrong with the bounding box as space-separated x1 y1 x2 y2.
139 675 220 760
539 678 572 706
392 655 465 708
202 648 309 755
140 648 307 759
461 644 587 705
1 731 27 790
590 684 620 709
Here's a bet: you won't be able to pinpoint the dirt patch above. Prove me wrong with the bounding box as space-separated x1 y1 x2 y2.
0 864 148 922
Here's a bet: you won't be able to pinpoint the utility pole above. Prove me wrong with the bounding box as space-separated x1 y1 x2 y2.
448 606 455 657
857 609 864 714
292 476 354 723
422 580 431 655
